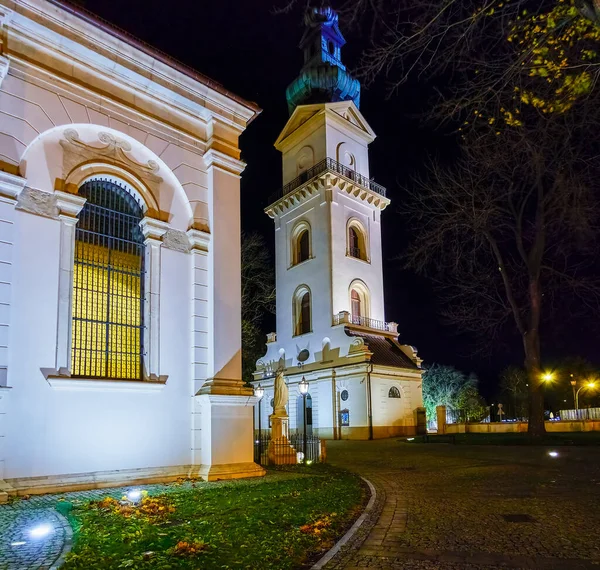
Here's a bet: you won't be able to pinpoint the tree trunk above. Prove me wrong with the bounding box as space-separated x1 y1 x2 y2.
524 328 546 438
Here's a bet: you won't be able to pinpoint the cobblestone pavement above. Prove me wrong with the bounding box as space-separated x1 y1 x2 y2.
323 439 600 570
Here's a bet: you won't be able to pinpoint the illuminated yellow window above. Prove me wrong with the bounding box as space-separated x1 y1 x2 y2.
71 179 145 379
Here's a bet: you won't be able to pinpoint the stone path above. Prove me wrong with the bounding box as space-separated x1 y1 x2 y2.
323 440 600 570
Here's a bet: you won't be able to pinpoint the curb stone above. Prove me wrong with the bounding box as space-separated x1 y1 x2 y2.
311 477 381 570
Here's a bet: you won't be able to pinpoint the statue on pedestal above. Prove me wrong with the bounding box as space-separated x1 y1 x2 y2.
268 367 296 464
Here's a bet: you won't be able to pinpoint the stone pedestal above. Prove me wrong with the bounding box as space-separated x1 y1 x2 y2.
267 414 298 465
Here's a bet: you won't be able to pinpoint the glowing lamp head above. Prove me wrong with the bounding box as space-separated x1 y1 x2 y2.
254 384 264 400
587 381 597 389
541 372 554 383
127 490 142 502
548 451 559 458
299 376 309 395
29 524 52 539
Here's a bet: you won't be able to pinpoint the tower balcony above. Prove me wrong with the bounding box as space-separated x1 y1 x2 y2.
333 310 398 335
266 157 387 211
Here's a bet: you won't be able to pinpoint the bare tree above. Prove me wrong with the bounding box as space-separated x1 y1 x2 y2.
403 107 600 437
241 233 276 382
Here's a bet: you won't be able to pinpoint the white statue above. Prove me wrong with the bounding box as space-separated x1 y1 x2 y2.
273 368 289 416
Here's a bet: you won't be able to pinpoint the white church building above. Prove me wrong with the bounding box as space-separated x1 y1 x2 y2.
253 7 425 440
0 0 265 501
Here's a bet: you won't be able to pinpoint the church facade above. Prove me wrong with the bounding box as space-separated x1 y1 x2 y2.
254 7 425 440
0 0 264 501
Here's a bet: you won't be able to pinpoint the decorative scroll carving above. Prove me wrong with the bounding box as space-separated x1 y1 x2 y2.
162 229 191 253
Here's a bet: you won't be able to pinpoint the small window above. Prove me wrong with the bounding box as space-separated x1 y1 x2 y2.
294 286 312 336
351 289 361 318
328 41 335 56
298 230 310 263
300 292 311 335
347 221 368 261
389 386 401 399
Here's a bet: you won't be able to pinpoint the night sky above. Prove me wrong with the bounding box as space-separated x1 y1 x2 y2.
77 0 599 398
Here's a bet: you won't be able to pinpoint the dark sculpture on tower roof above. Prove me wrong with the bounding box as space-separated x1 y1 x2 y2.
285 6 361 114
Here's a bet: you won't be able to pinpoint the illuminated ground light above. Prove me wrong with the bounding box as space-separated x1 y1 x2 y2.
11 541 26 547
407 437 415 441
29 524 52 538
127 490 142 502
548 451 559 458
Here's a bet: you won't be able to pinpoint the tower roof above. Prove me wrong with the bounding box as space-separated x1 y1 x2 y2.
285 6 360 115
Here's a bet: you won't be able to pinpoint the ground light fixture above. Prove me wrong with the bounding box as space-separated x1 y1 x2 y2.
548 451 559 458
29 524 52 538
11 542 26 547
127 490 142 502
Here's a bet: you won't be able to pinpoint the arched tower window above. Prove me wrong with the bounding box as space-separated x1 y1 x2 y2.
349 280 370 325
389 386 401 399
293 286 312 336
72 178 145 379
351 289 362 318
347 220 368 261
291 221 312 266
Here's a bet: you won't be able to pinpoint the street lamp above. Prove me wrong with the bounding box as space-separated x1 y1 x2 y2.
254 384 264 462
575 381 596 410
570 374 577 409
541 371 554 383
299 376 309 463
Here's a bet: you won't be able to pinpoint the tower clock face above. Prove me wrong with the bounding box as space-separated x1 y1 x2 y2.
341 389 349 401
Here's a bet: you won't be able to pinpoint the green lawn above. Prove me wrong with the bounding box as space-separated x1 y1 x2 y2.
60 464 365 570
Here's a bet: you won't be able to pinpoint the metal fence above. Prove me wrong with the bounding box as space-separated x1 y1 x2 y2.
446 407 492 424
559 407 600 421
254 431 324 466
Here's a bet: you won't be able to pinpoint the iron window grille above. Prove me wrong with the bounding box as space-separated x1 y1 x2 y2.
389 386 401 398
71 179 145 379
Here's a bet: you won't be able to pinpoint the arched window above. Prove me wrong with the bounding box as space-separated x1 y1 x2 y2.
293 286 312 336
298 230 310 263
351 289 362 318
291 222 312 266
347 220 368 261
349 280 370 324
72 179 145 379
389 386 401 399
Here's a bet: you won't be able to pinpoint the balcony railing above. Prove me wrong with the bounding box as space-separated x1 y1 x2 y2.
333 311 398 334
268 158 387 206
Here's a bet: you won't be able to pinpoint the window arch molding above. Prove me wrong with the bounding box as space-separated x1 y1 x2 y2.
388 386 402 399
348 279 370 321
346 218 369 262
292 284 312 337
290 220 312 266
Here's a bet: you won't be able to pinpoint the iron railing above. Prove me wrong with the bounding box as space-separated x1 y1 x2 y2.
267 157 386 205
446 407 492 424
334 313 391 332
254 431 325 466
559 407 600 421
72 179 145 380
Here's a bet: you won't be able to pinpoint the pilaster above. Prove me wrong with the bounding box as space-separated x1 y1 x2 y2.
54 192 86 375
140 217 169 381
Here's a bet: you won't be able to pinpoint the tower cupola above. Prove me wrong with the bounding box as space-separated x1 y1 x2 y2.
285 6 361 114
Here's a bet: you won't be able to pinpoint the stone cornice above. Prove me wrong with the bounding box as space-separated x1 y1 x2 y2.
140 217 170 241
4 0 259 137
0 170 26 201
187 228 211 253
55 190 86 218
203 149 246 177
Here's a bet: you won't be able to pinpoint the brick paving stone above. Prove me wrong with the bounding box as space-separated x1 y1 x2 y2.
319 439 600 570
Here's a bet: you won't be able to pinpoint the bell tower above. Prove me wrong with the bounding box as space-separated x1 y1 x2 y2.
255 6 423 442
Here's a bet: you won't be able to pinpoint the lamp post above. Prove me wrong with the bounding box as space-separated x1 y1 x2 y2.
570 374 577 409
254 384 264 462
575 381 596 410
299 376 309 463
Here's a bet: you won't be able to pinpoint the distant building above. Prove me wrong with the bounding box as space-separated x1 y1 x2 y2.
0 0 263 501
253 7 425 439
